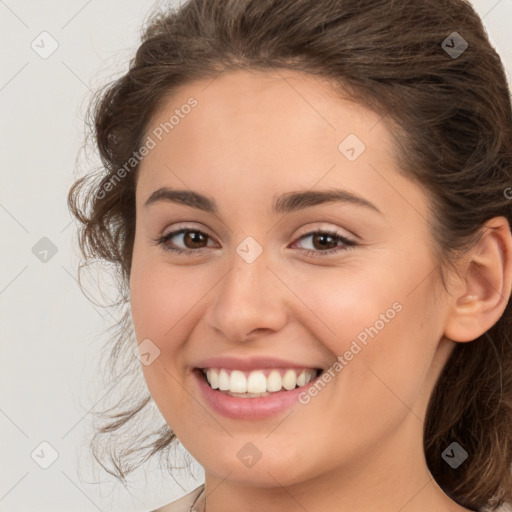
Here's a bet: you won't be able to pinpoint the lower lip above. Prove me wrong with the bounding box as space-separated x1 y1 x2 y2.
194 369 320 420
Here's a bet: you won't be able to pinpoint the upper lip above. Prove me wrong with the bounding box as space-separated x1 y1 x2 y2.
195 356 324 372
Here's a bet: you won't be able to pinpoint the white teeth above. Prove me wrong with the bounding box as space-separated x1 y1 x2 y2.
206 369 218 389
266 370 283 392
247 371 267 393
229 370 247 393
203 368 318 395
218 369 230 391
282 369 297 390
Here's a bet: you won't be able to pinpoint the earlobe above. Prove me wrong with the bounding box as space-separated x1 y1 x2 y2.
443 216 512 343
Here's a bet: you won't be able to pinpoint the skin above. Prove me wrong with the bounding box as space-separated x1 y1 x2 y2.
129 69 512 512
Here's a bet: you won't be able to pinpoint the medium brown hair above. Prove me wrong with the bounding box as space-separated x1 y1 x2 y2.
67 0 512 509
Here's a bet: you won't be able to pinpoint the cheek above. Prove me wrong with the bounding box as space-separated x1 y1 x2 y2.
290 255 438 405
129 256 220 419
282 262 438 465
288 264 397 356
130 254 205 345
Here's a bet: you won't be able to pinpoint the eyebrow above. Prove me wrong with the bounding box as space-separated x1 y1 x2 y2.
143 187 383 216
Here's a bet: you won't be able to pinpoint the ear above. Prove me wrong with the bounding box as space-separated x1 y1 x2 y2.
444 216 512 343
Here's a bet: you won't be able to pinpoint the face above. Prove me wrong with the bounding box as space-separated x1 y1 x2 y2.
129 69 455 487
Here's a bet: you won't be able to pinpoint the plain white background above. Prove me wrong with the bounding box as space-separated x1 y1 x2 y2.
1 1 511 511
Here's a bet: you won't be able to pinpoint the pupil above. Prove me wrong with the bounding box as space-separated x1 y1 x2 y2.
186 231 206 248
314 233 336 250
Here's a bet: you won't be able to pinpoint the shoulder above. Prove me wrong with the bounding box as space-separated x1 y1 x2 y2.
151 484 205 512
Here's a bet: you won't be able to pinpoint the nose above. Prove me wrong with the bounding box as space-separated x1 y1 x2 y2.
204 246 289 342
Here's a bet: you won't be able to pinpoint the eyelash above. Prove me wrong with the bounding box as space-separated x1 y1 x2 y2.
153 227 357 257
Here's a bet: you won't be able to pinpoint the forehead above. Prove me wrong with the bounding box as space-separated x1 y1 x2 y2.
135 68 429 223
143 68 383 152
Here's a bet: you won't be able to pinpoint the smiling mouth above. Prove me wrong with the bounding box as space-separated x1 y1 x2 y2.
197 367 323 398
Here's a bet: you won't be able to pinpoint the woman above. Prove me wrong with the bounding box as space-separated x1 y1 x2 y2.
67 0 512 511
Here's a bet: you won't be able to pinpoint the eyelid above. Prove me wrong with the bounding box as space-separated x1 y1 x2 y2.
293 222 356 240
161 221 211 236
162 222 220 247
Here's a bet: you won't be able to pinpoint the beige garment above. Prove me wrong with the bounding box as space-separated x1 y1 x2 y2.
152 484 205 512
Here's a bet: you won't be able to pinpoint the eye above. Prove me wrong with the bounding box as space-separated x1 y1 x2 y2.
290 230 357 257
154 228 217 255
153 227 357 257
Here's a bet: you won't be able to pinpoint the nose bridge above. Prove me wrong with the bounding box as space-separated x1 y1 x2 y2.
207 243 287 341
